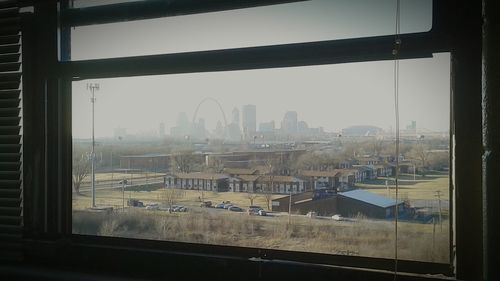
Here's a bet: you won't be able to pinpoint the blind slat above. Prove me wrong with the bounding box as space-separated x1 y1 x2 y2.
0 0 23 262
0 34 20 45
0 116 21 126
0 44 20 55
0 62 20 72
0 53 20 63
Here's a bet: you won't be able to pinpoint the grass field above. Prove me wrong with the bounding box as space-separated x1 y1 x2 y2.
72 172 450 263
75 171 449 210
81 172 165 184
356 172 449 201
73 186 283 210
73 208 449 263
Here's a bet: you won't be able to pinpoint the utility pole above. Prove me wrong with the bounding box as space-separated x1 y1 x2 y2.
413 163 416 181
435 190 443 231
110 145 113 188
288 183 292 225
122 179 127 211
87 83 99 208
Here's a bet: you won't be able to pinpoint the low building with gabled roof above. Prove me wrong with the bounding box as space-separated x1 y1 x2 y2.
299 170 341 191
223 168 259 176
337 189 405 218
164 172 229 192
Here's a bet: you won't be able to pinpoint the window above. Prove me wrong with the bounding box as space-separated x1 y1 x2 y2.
19 0 489 280
68 0 451 272
66 0 433 60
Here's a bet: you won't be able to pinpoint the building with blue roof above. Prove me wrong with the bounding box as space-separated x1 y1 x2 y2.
338 189 405 218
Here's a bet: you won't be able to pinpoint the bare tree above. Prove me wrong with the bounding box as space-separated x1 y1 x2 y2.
204 157 224 173
171 150 199 173
260 157 278 211
261 177 274 211
294 152 340 171
72 155 90 194
371 138 386 157
160 187 185 213
409 144 431 176
246 191 259 206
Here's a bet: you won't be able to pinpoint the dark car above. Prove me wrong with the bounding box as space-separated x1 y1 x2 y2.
200 201 212 208
228 206 243 212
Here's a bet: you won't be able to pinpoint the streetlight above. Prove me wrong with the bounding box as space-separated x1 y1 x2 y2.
122 179 128 211
87 83 99 208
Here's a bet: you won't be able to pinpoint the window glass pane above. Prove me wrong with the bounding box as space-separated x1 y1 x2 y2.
72 53 450 264
72 0 143 8
68 0 432 60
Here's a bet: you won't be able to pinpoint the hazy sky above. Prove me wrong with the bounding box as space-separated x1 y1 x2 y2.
71 0 449 139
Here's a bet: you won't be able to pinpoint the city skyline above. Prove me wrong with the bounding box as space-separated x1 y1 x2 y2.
72 53 450 139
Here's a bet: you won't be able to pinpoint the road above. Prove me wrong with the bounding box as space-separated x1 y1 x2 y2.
78 178 164 192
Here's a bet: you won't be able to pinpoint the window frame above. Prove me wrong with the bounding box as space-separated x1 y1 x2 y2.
20 0 484 280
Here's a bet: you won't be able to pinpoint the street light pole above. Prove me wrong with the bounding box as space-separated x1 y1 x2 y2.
87 83 99 208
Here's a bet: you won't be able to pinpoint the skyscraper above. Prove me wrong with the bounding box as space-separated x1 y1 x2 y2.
228 107 242 141
282 111 298 134
232 107 240 126
159 123 165 137
242 104 256 138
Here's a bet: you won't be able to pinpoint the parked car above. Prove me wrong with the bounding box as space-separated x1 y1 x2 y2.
127 199 144 207
332 214 343 221
258 209 267 216
215 203 225 209
200 201 212 208
145 203 159 210
172 205 187 212
306 211 317 218
228 206 243 212
223 204 233 209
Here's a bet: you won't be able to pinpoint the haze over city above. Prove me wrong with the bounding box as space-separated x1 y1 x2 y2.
72 53 450 139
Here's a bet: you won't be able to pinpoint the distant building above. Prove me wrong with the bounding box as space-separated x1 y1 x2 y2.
407 120 417 130
297 120 309 132
281 111 298 134
227 123 241 141
259 120 275 132
120 154 171 172
214 120 225 138
228 107 241 141
159 123 165 137
337 189 405 218
114 127 127 139
164 172 229 192
171 112 191 137
271 191 337 215
300 170 341 191
342 125 383 137
231 107 240 125
192 118 206 139
242 104 256 138
271 189 405 219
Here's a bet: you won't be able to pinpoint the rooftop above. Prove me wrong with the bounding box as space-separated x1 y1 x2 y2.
223 168 258 175
339 189 401 208
168 172 229 180
300 170 340 178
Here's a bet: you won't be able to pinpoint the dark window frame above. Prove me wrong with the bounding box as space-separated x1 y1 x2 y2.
20 0 484 280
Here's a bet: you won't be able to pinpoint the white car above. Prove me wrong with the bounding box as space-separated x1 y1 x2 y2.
332 214 343 221
145 203 159 210
306 211 317 218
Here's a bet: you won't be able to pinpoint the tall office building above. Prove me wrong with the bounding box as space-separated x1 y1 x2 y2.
242 104 256 138
281 111 298 134
159 123 165 137
231 107 240 126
